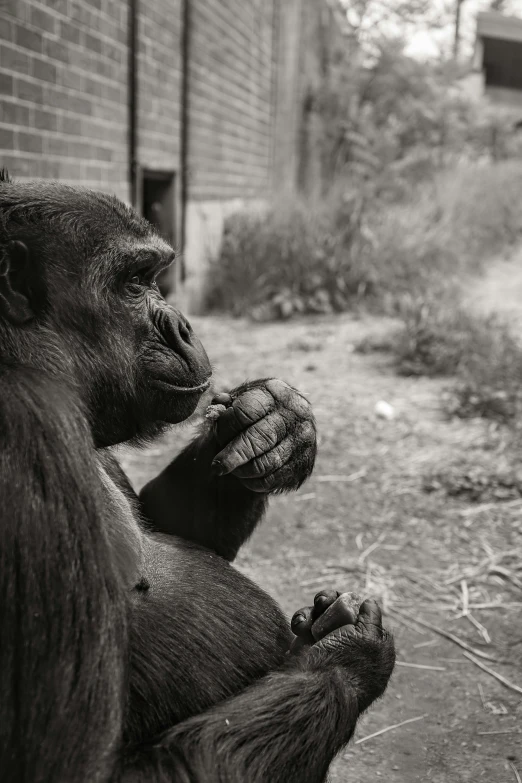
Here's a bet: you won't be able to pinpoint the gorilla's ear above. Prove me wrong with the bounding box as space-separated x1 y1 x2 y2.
0 240 34 324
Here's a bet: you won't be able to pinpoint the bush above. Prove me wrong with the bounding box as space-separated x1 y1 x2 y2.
204 161 522 321
391 295 479 377
204 192 375 320
390 294 522 422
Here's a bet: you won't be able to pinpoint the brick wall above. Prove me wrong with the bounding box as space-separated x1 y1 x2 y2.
0 0 129 201
186 0 277 202
0 0 347 307
138 0 182 172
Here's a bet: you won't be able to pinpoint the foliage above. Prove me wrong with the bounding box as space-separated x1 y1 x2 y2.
205 6 522 329
390 293 522 423
423 463 522 502
206 159 522 321
204 192 374 320
391 295 480 377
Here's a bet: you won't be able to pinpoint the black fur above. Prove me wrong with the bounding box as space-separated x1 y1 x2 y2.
0 176 395 783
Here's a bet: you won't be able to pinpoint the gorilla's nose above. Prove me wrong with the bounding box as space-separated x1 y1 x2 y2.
162 309 212 384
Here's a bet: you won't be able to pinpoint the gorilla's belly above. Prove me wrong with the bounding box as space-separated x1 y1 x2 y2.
124 534 291 743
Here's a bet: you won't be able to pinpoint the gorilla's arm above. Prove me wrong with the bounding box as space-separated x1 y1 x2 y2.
123 667 357 783
139 425 269 561
139 379 316 560
0 369 127 783
120 600 395 783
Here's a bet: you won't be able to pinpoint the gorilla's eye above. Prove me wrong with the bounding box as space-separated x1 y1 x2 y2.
128 269 153 288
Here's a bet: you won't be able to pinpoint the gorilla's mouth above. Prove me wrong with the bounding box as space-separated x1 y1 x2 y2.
152 376 212 394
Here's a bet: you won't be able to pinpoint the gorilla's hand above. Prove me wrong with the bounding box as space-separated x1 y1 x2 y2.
208 378 316 493
289 590 362 654
306 599 396 713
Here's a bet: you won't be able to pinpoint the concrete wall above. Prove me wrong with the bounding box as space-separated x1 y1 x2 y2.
182 0 279 309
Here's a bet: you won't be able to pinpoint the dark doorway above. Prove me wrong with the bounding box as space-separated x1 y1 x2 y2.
141 171 176 298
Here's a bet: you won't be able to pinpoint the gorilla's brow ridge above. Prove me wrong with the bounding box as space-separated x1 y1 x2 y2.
0 181 150 241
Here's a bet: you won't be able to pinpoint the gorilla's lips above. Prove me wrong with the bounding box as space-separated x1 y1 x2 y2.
151 376 212 394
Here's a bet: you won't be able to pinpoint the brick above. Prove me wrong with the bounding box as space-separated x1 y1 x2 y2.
1 155 35 178
43 37 70 63
33 108 58 131
16 76 43 103
44 0 69 17
102 82 121 103
0 0 29 22
18 130 43 153
67 46 92 71
60 68 83 91
45 86 92 115
59 21 82 46
14 22 42 53
82 31 103 55
68 2 95 29
0 71 14 96
67 93 93 115
83 164 110 183
0 126 15 149
61 114 82 135
93 56 117 80
58 159 84 180
46 135 67 156
0 99 30 125
0 15 13 41
94 145 113 162
0 43 31 74
82 75 105 99
30 7 57 35
38 158 60 179
32 57 57 83
103 39 125 65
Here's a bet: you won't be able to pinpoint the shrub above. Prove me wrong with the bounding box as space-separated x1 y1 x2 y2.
204 160 522 321
391 294 476 377
390 293 522 422
203 192 375 320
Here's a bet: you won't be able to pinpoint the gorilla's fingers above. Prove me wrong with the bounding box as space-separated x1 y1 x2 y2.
232 419 315 481
212 411 288 475
265 379 312 418
291 606 314 640
211 392 232 406
355 599 383 640
311 593 362 642
312 590 340 621
231 436 294 479
215 387 275 445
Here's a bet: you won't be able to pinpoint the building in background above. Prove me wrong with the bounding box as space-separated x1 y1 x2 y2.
471 11 522 110
0 0 347 310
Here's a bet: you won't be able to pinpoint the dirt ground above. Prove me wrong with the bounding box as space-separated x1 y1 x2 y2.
120 300 522 782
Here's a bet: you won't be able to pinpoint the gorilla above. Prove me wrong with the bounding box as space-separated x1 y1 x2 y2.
0 173 395 783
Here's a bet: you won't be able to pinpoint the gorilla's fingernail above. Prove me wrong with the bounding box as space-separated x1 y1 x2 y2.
213 392 232 406
211 460 225 476
291 610 313 637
